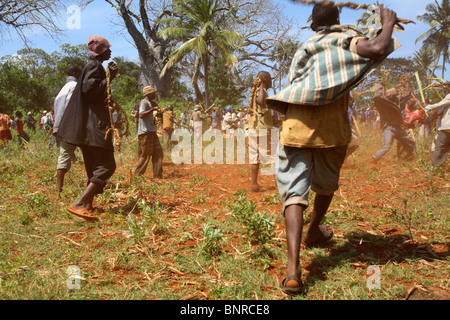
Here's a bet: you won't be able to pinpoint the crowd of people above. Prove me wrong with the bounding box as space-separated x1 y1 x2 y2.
0 109 53 149
1 3 449 297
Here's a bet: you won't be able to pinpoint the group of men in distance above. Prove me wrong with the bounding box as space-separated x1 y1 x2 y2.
1 2 449 297
1 106 63 149
0 109 49 149
131 69 278 193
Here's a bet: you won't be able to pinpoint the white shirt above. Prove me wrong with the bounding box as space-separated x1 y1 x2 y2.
427 94 450 132
53 76 77 134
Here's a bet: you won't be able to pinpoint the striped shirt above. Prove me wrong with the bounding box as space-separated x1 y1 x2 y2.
267 25 399 148
266 25 400 111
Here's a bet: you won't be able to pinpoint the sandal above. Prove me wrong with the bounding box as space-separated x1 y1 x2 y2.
68 206 99 222
280 275 303 296
302 225 334 248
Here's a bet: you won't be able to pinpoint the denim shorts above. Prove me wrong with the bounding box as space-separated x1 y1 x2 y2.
276 143 347 215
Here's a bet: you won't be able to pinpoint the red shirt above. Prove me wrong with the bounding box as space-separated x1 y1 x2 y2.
404 105 426 129
15 118 25 134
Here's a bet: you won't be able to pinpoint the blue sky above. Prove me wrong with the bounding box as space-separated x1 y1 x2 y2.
0 0 448 80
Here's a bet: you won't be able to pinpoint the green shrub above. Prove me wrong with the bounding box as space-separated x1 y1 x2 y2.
199 222 224 257
227 194 274 246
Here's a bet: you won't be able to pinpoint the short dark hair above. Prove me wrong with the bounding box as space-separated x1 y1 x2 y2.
66 65 82 76
311 4 340 31
15 111 22 117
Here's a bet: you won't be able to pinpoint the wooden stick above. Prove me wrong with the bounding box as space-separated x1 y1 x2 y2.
414 72 426 103
43 127 53 142
410 93 428 116
290 0 415 28
129 136 138 144
433 88 444 100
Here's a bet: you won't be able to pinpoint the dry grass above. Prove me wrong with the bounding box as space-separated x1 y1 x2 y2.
0 124 448 301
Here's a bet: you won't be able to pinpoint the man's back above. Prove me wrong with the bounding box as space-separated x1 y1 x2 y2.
53 77 78 134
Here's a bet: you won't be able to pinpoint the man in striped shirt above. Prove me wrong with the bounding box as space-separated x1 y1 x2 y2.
266 4 400 296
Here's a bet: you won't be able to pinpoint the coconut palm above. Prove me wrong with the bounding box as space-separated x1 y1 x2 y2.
270 39 301 92
416 0 450 79
158 0 243 108
412 47 440 86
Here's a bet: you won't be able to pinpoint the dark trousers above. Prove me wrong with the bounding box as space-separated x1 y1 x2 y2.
80 145 116 192
17 132 30 146
135 132 163 178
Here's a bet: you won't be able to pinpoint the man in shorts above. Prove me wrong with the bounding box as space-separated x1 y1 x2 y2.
266 4 400 295
248 71 274 192
53 65 82 199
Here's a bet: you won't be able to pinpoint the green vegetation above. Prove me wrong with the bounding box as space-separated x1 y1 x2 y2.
0 122 448 300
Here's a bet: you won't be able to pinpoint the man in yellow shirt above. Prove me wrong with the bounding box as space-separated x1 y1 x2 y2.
162 105 175 145
266 4 400 295
248 71 274 192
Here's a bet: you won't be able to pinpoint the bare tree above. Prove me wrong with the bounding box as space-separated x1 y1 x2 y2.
223 0 300 92
0 0 87 44
104 0 297 99
105 0 175 98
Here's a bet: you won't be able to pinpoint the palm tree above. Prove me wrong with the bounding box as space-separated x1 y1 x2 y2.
412 47 439 86
158 0 243 108
416 0 450 79
270 39 301 93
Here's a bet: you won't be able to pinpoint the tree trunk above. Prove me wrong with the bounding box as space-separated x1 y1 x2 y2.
431 50 442 82
138 50 172 99
204 54 210 109
109 0 173 98
192 58 203 103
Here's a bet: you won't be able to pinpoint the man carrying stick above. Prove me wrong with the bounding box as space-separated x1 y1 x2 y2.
57 36 119 222
370 85 416 163
266 3 401 295
134 86 163 178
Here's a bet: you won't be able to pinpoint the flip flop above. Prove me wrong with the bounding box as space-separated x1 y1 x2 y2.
68 206 99 222
302 225 334 248
280 275 303 296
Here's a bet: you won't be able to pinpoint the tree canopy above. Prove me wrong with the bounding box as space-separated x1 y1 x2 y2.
0 44 141 116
